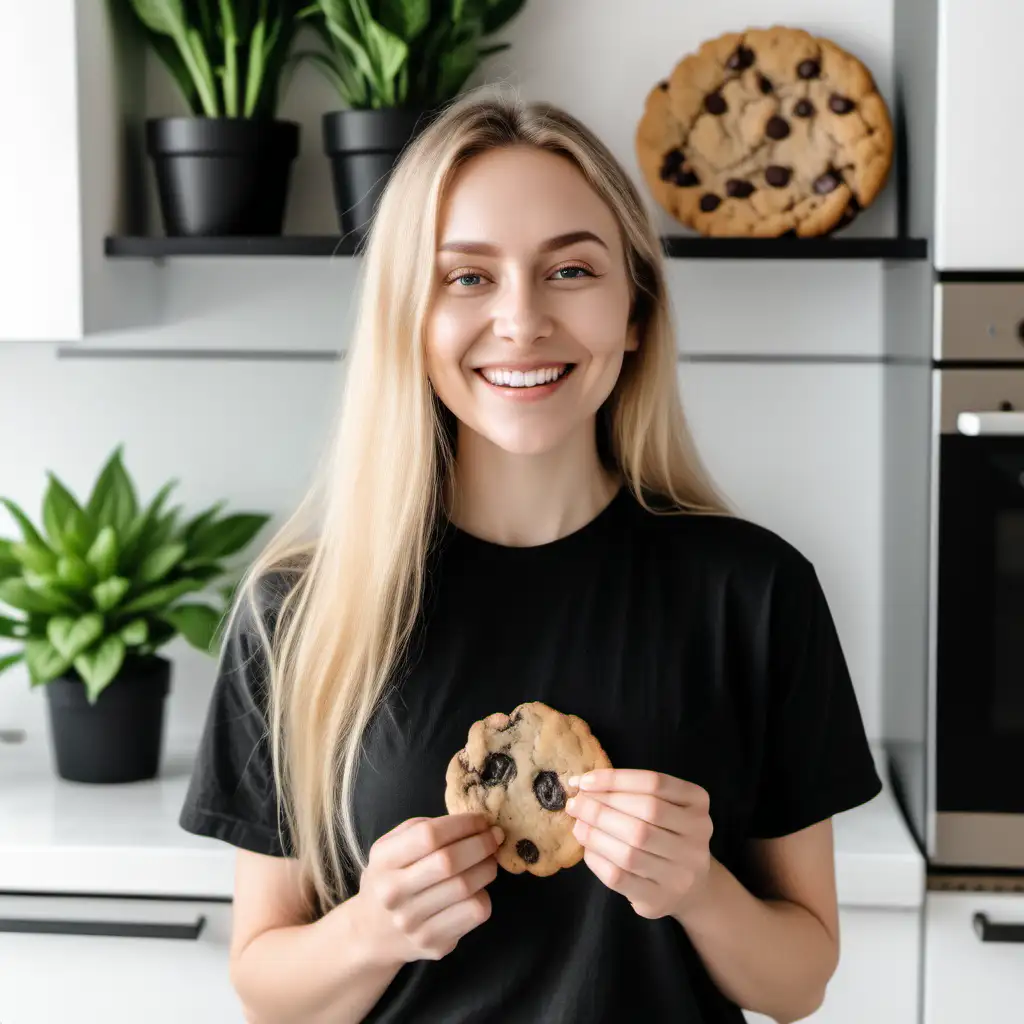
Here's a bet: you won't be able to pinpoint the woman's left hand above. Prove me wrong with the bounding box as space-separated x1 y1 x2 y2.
565 769 714 920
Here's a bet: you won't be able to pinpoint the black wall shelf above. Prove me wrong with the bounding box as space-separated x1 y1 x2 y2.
104 235 928 262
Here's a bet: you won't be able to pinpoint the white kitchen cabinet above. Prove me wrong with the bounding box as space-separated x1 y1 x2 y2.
0 2 153 342
677 362 883 736
933 0 1024 270
0 894 243 1024
924 890 1024 1024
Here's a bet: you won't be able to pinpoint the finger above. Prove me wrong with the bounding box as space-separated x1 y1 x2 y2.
583 848 663 905
401 826 502 895
566 793 682 858
566 790 691 836
572 817 668 882
573 769 709 809
376 814 492 871
382 817 432 839
399 855 498 930
416 892 493 957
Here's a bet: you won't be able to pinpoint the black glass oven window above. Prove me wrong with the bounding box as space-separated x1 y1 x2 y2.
993 509 1024 735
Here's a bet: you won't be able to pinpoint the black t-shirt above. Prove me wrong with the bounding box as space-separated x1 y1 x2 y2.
180 486 882 1023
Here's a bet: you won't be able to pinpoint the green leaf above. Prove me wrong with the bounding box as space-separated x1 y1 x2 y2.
326 19 380 92
138 542 187 585
48 614 105 662
0 615 27 639
243 11 266 117
42 473 94 555
125 0 187 36
482 0 525 34
11 542 58 575
120 618 149 647
119 577 207 615
364 19 408 104
57 554 93 590
188 513 269 561
1 498 50 552
435 35 479 103
23 573 81 612
86 526 119 580
0 579 74 615
181 499 226 547
219 0 240 115
24 639 71 686
0 538 19 577
378 0 430 41
92 576 132 613
161 602 223 653
74 637 127 704
149 27 201 112
0 651 24 678
120 480 178 570
85 448 139 537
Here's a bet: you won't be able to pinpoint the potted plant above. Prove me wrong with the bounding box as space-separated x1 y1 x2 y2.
119 0 311 236
0 447 270 784
302 0 527 235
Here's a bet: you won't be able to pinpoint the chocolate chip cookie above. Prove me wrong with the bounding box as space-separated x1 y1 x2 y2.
444 701 612 876
635 26 893 237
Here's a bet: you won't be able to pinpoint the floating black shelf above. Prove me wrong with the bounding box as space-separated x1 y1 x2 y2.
104 234 928 261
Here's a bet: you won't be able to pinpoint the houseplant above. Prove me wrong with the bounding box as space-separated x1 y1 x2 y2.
0 447 270 784
303 0 527 235
120 0 311 236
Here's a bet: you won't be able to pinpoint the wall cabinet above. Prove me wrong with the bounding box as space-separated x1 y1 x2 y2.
0 894 243 1023
0 2 152 342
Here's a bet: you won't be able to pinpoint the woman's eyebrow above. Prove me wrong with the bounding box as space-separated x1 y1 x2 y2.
437 230 609 256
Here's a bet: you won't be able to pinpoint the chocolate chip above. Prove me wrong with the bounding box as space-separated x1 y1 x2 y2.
765 116 790 140
813 169 843 194
516 839 540 864
699 193 721 212
727 45 755 70
672 167 700 187
659 80 669 91
832 196 862 230
797 59 821 79
533 770 567 811
764 165 792 188
793 99 815 118
658 148 684 181
829 94 856 115
705 92 727 115
725 179 756 198
481 752 517 787
758 73 774 94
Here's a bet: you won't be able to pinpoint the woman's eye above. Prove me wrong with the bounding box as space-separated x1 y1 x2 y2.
552 265 593 280
451 272 484 287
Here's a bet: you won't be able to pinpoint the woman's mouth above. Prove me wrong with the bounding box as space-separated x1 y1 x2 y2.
474 364 576 399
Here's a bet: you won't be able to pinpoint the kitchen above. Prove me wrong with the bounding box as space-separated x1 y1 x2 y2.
0 0 1021 1022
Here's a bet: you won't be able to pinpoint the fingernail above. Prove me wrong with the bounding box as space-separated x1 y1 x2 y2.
566 775 580 789
491 825 505 846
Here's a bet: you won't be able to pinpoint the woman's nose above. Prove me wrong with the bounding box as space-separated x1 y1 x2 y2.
491 274 553 346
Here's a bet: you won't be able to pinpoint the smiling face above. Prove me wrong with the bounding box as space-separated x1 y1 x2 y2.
425 145 638 457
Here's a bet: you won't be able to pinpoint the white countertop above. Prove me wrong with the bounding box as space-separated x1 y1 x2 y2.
0 735 924 908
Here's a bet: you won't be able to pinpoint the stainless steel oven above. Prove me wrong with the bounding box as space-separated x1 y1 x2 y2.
886 279 1024 872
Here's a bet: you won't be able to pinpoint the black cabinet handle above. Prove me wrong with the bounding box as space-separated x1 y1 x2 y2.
973 912 1024 943
0 915 206 940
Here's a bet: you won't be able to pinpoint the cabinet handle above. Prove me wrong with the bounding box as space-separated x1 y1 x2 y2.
973 912 1024 943
0 915 206 940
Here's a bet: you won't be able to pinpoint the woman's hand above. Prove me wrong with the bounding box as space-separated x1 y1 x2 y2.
354 813 504 967
565 769 714 920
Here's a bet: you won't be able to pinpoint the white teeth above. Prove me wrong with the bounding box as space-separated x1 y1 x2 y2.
481 366 568 388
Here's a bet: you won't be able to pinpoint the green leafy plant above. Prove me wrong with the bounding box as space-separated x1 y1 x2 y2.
121 0 314 117
301 0 527 110
0 447 270 704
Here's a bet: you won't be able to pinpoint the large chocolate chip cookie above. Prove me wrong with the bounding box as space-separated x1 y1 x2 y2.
444 701 612 876
635 26 893 237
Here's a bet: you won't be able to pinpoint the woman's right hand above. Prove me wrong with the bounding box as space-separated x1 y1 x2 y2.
354 813 504 966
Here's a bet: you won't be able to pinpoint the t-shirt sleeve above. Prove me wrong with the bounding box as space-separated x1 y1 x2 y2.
178 573 297 857
749 551 883 839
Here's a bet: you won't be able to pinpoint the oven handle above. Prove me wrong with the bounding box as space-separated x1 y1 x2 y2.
973 912 1024 943
957 412 1024 436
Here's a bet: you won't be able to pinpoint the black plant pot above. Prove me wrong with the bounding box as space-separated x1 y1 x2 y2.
323 109 434 236
146 117 300 237
45 656 171 784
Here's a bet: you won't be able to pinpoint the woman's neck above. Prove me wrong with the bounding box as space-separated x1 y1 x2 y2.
445 422 622 547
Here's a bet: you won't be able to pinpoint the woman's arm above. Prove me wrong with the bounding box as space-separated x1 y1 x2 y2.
672 819 840 1024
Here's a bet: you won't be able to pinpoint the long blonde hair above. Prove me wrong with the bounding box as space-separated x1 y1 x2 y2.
234 86 731 916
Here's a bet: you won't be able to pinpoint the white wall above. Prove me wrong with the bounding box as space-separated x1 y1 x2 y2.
0 0 895 744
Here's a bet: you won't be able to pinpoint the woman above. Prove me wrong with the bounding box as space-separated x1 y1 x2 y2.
180 87 882 1024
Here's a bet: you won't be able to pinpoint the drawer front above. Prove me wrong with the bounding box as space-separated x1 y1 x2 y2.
0 894 244 1024
925 891 1024 1024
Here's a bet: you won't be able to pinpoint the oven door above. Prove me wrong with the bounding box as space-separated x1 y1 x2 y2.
934 374 1024 868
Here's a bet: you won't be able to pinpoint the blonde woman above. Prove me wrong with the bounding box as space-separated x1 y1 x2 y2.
181 87 881 1024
